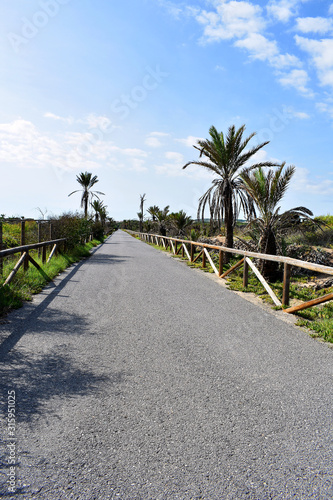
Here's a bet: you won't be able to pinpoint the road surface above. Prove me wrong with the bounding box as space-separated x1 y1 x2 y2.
0 230 332 499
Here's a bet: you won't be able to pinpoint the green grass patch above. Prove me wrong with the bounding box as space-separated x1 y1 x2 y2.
225 264 333 343
0 239 101 317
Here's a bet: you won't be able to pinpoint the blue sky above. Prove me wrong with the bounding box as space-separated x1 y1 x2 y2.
1 0 333 220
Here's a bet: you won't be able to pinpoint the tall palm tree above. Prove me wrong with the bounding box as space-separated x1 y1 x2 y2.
240 164 318 280
183 125 280 252
68 172 104 217
139 193 146 232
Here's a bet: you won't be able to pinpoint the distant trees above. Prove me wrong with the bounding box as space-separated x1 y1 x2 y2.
68 172 105 218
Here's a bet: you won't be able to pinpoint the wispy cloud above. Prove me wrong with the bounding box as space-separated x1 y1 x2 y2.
291 167 333 196
295 35 333 88
267 0 298 23
0 118 147 175
279 68 312 95
196 1 265 42
295 16 333 34
44 112 74 125
175 135 203 147
266 0 312 23
193 0 304 85
145 131 170 148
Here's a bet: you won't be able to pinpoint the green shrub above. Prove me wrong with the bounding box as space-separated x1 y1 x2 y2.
51 212 93 248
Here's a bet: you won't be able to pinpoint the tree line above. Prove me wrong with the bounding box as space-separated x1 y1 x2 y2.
133 124 321 281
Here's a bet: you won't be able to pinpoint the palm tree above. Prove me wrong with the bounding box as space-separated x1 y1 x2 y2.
147 205 160 221
91 199 107 225
68 172 105 217
139 193 146 232
183 125 280 253
240 164 318 280
91 199 102 222
156 205 170 236
170 210 192 236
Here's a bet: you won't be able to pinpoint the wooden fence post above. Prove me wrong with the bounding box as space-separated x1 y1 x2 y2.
24 250 29 271
243 258 249 288
202 247 206 268
42 245 47 264
49 222 53 241
38 222 42 258
282 263 291 307
21 219 26 246
219 250 224 277
190 243 194 262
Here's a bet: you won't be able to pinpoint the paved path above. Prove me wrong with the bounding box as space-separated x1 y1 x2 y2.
0 230 332 499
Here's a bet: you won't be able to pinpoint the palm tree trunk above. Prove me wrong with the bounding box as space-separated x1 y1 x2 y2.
260 229 279 281
224 187 233 262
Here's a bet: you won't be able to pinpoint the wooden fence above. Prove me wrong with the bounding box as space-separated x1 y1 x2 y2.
130 231 333 314
0 238 66 286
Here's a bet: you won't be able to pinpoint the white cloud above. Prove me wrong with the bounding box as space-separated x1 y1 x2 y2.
282 105 310 119
157 0 182 19
145 131 170 147
278 68 311 94
0 118 148 175
267 0 297 23
196 1 265 42
130 158 148 172
316 101 333 118
291 167 333 196
155 151 186 177
145 136 162 147
175 135 203 147
295 35 333 88
165 151 184 162
45 112 117 132
193 0 302 79
266 0 311 23
235 32 278 61
80 114 113 130
44 112 74 125
0 119 68 169
150 131 170 137
295 17 333 34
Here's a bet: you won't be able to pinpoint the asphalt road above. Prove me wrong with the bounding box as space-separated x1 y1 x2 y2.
0 229 332 499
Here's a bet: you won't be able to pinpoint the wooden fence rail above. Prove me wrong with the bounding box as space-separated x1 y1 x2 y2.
128 231 333 314
0 238 66 286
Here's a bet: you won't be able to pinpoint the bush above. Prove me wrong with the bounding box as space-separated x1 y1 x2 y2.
50 212 93 249
92 221 104 241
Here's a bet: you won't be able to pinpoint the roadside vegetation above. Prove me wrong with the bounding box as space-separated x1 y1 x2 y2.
0 240 101 317
124 125 333 343
0 171 119 317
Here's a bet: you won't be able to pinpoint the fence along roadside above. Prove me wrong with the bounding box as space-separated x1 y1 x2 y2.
129 231 333 314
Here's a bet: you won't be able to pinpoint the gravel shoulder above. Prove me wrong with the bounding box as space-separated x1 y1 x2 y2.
0 230 332 499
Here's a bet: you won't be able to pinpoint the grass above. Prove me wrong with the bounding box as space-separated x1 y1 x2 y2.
0 240 101 317
136 234 333 344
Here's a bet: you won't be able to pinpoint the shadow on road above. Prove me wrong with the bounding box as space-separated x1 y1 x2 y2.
0 256 96 359
90 253 132 265
0 347 127 424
